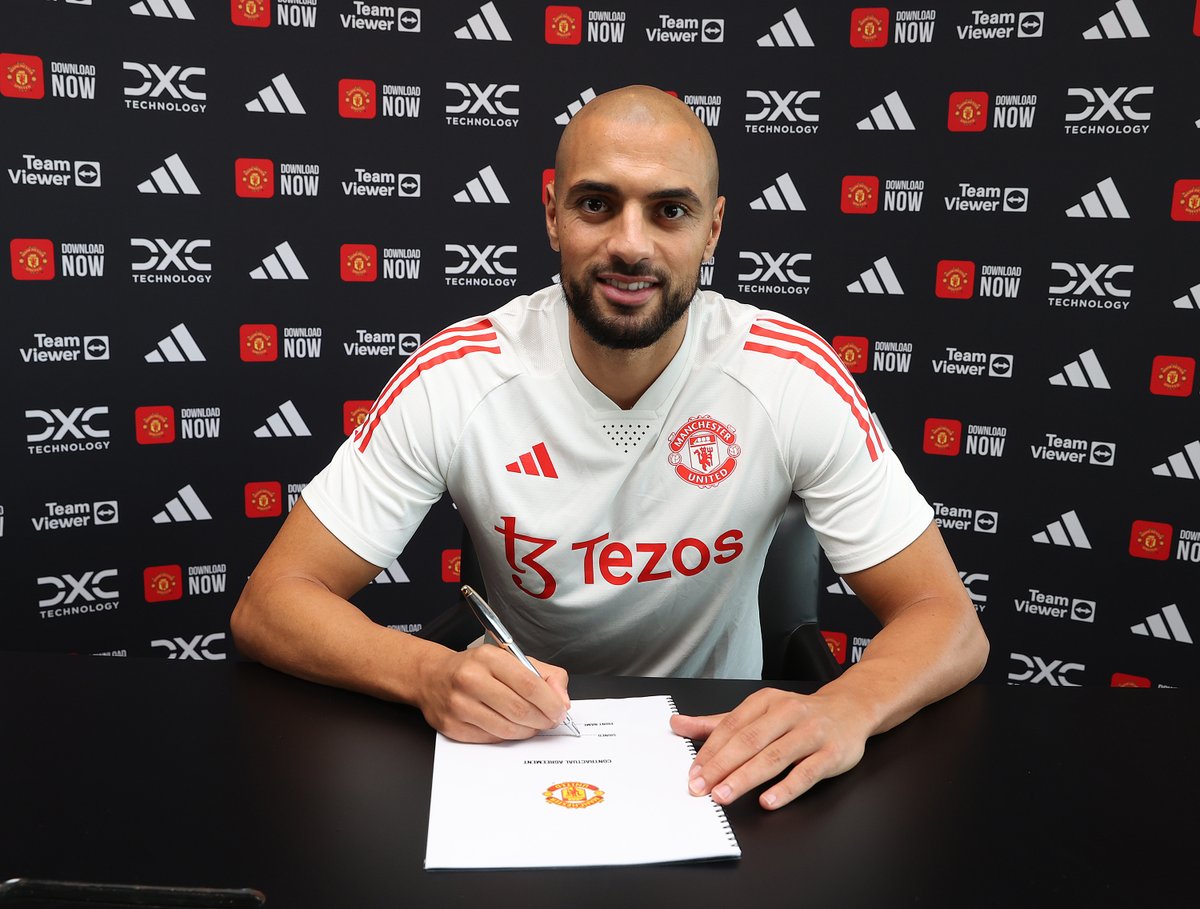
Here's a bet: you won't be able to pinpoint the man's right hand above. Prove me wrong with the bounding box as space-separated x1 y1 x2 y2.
233 500 572 742
415 644 572 743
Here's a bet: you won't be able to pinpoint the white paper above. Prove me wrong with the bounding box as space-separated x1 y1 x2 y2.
424 695 741 869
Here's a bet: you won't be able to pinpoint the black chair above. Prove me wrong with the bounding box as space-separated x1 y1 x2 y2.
418 495 842 683
758 495 843 682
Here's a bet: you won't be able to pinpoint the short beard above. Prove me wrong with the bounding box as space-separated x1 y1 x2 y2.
561 262 698 350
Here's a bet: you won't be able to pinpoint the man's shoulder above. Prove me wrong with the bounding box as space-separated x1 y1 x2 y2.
486 284 562 334
420 285 562 376
694 292 832 374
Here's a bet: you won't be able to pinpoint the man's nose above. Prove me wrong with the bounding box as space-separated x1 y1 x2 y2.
606 207 654 265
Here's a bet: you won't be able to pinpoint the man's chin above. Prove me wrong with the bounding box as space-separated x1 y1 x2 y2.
562 273 692 351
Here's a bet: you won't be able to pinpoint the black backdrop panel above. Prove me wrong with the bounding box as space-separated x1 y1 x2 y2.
2 0 1196 689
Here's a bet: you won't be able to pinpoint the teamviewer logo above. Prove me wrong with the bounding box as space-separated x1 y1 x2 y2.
74 161 101 187
1003 187 1029 212
1018 12 1044 37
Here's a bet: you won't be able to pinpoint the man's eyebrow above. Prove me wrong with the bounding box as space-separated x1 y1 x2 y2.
566 180 619 197
566 181 704 207
647 187 704 207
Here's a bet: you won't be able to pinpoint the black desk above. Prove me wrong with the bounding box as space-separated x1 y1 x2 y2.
0 654 1193 908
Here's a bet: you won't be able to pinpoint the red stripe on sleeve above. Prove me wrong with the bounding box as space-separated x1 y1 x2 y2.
743 340 880 462
355 344 500 451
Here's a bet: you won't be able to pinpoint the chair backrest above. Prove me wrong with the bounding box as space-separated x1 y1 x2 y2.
420 496 843 682
412 535 486 651
757 496 842 682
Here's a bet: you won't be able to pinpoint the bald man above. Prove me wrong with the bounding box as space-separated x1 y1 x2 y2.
233 86 988 810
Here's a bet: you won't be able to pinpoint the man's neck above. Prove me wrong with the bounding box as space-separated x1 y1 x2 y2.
567 312 689 410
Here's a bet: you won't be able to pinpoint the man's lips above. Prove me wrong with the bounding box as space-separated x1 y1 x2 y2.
596 274 659 306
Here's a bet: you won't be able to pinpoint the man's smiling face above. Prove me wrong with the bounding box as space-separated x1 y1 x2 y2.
546 90 724 351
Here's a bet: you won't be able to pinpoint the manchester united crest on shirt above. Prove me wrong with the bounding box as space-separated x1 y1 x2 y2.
667 415 740 488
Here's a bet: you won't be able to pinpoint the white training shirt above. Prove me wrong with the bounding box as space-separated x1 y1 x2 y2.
303 286 933 678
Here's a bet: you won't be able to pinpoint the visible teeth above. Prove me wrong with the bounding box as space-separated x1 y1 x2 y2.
606 279 651 291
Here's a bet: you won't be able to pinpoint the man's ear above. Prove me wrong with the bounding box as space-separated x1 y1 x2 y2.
703 195 725 260
545 182 560 252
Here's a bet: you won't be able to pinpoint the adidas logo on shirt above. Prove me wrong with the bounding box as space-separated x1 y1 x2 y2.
1065 177 1129 218
245 74 306 114
1131 603 1192 644
749 173 806 211
145 323 205 362
152 484 211 523
137 153 199 194
505 442 559 478
130 0 193 19
1083 1 1150 39
254 400 311 438
1032 510 1092 548
1048 349 1111 388
847 256 904 295
455 2 511 40
857 91 915 130
454 165 509 203
249 241 308 280
1152 440 1200 479
757 7 814 46
554 88 597 125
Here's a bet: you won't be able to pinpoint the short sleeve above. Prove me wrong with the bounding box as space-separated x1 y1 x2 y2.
302 369 447 568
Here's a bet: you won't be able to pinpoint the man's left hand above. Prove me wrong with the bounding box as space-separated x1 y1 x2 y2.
670 688 871 810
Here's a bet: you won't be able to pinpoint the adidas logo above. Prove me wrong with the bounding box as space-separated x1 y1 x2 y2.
145 323 205 362
857 91 915 130
1032 509 1092 548
847 256 904 295
1048 348 1111 389
130 0 194 19
137 153 200 195
455 2 511 41
373 559 411 584
757 7 814 47
1172 280 1200 310
554 88 597 125
505 442 558 478
253 400 311 438
826 578 855 595
1065 177 1129 219
245 74 306 115
250 241 308 280
1152 440 1200 479
152 484 211 523
749 173 806 211
1083 0 1150 39
1131 603 1192 644
454 165 509 203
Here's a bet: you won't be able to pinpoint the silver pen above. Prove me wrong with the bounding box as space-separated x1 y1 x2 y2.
461 585 581 737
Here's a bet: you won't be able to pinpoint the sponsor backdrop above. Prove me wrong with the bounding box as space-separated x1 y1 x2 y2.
2 0 1196 687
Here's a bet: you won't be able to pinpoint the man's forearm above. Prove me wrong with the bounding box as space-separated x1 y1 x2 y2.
815 592 989 737
231 576 447 705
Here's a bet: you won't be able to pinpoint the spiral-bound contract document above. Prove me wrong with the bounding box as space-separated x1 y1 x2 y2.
424 695 740 869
